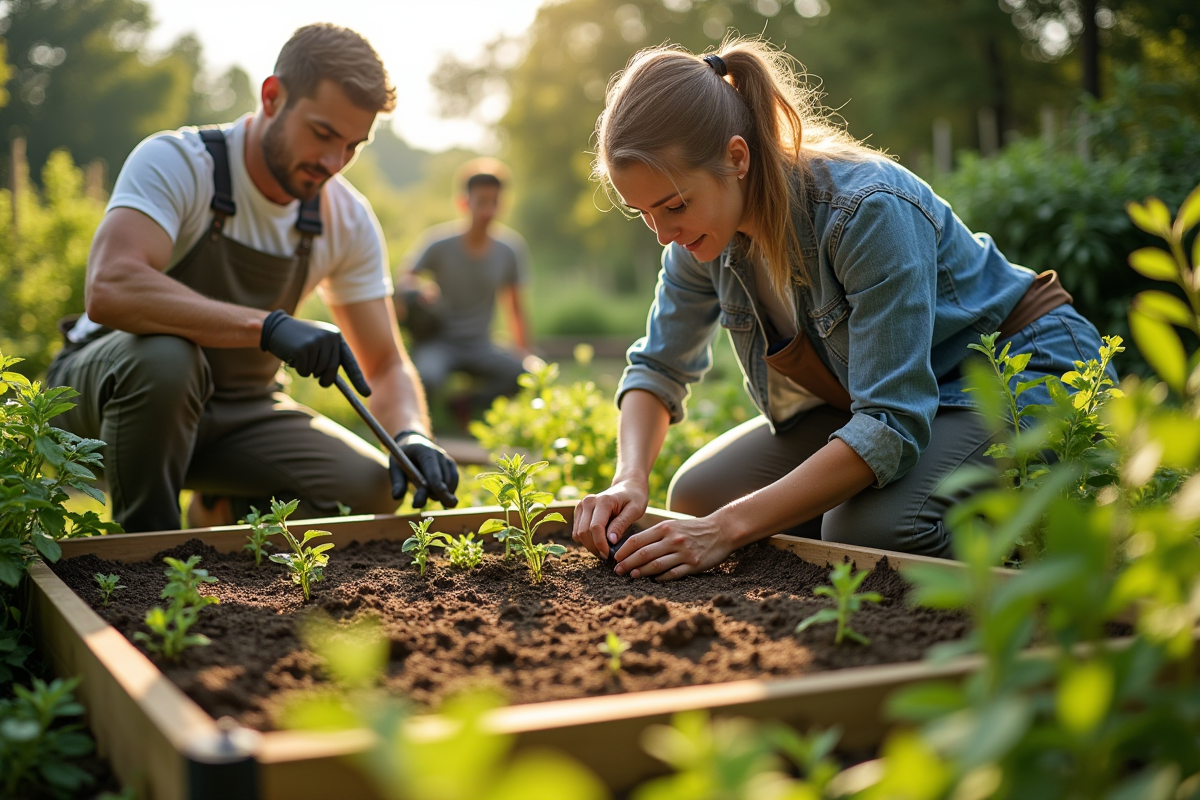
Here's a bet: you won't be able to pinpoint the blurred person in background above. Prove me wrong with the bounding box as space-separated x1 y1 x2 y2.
395 159 534 430
573 39 1112 578
47 24 458 533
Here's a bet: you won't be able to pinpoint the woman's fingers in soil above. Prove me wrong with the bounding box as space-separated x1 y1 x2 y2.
572 494 611 558
629 550 689 580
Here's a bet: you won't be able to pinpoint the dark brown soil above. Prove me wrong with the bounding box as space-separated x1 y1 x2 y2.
52 537 969 732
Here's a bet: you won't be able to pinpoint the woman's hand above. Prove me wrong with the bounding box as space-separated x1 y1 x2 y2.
611 515 736 581
572 477 649 559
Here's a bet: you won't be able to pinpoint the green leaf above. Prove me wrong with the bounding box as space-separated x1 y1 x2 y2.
902 564 972 609
794 608 840 633
32 532 62 562
543 543 567 556
886 682 966 723
1127 198 1171 237
479 518 508 535
1104 764 1180 800
1135 290 1194 327
1129 306 1188 394
1129 247 1181 281
1178 184 1200 234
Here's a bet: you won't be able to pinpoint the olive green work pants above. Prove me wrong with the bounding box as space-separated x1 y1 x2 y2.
47 332 396 533
666 405 995 559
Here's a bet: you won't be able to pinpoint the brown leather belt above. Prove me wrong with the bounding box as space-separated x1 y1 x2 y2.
761 269 1074 414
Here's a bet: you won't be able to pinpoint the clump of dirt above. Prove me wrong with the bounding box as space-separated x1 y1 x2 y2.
53 538 968 732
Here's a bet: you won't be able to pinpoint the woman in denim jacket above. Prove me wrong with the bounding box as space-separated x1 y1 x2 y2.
571 39 1109 578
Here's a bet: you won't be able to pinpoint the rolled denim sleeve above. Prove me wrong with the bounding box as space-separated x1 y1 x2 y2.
829 192 941 487
616 244 721 423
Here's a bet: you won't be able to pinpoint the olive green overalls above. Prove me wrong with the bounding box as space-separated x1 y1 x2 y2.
47 128 395 532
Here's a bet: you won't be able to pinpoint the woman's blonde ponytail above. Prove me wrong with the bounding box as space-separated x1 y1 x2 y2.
595 37 874 298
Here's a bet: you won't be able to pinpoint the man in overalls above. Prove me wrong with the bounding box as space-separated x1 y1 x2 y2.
47 24 458 533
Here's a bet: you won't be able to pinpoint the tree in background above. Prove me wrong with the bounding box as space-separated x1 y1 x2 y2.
0 0 256 188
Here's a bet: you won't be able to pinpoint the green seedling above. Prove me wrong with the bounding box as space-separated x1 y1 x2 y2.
92 573 124 606
402 517 450 575
478 454 568 582
599 631 630 676
446 532 485 570
133 555 219 660
794 562 881 646
265 497 334 601
337 501 352 517
241 504 283 566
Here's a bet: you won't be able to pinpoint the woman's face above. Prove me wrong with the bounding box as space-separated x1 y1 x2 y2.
608 138 752 263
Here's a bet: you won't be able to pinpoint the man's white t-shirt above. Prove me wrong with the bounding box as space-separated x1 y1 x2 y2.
70 114 392 342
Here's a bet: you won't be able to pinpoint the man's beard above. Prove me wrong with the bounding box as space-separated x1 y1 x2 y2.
262 110 330 202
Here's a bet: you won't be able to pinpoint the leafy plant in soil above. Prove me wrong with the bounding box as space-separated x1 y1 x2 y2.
241 504 284 566
266 497 334 601
478 454 567 582
402 518 449 576
0 676 95 799
134 555 219 660
446 532 484 570
598 631 629 677
794 562 882 646
93 573 124 606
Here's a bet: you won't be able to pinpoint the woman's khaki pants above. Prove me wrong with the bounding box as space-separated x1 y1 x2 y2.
667 405 994 558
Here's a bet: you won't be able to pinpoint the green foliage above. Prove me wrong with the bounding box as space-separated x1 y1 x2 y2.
634 710 839 800
285 614 608 800
0 676 94 799
92 572 123 606
471 360 750 508
0 148 106 378
841 181 1200 799
265 497 334 602
401 517 450 576
598 631 629 677
794 562 882 646
0 350 120 587
937 69 1200 374
133 555 218 661
446 533 485 571
478 454 568 582
241 504 282 567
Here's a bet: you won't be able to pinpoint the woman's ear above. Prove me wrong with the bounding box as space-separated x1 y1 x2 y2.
727 135 751 178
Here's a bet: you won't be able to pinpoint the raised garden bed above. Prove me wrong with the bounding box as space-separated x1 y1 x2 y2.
31 504 987 800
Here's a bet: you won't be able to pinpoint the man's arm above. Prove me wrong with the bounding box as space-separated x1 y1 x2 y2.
331 297 430 436
500 284 530 353
85 207 267 347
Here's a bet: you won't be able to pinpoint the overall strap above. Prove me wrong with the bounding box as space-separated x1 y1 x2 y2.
295 194 322 257
199 128 236 240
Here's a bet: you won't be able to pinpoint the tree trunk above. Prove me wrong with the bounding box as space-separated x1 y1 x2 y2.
1080 0 1100 98
984 36 1008 140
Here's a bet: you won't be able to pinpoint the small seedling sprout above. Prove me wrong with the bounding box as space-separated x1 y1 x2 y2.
265 497 334 601
477 454 567 582
133 555 219 660
599 631 630 676
93 573 124 606
401 517 450 575
241 504 282 567
794 562 882 646
446 532 485 570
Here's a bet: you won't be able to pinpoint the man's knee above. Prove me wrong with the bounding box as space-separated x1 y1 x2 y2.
119 335 208 402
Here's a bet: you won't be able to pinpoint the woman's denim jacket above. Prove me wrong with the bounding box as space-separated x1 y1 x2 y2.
617 155 1048 488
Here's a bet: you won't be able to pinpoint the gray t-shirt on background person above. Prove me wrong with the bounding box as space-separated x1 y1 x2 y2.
402 221 530 344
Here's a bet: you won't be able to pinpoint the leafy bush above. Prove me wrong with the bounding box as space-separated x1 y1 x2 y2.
936 69 1200 372
0 676 94 799
0 150 106 378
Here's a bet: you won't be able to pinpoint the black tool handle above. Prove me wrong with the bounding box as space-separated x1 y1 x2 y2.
333 374 429 492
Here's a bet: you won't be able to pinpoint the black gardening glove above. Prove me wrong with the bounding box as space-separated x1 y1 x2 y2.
390 430 459 509
260 309 371 395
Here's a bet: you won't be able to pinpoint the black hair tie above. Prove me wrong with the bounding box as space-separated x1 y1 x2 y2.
703 54 728 77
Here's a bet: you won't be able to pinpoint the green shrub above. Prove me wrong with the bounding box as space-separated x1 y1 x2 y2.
936 69 1200 373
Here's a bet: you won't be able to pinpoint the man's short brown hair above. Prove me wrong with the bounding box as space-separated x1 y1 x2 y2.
456 157 512 195
274 24 396 113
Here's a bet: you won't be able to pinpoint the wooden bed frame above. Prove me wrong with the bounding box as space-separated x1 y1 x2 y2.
30 503 994 800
